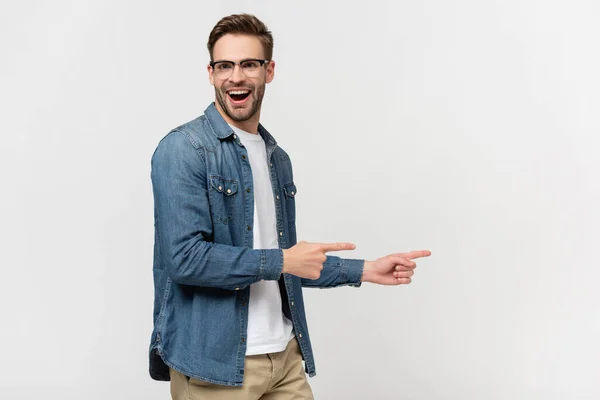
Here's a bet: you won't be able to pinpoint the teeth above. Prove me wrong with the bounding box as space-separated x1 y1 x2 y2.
228 90 249 95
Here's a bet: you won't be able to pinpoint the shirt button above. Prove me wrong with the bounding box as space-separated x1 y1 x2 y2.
298 333 303 338
291 301 294 307
241 338 246 343
279 231 283 236
227 188 232 194
233 134 237 139
246 188 251 193
248 225 252 231
241 155 246 160
270 163 273 167
291 191 295 195
276 195 280 200
218 186 223 191
235 287 241 290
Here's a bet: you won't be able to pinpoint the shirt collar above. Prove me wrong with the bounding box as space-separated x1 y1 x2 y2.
204 102 278 147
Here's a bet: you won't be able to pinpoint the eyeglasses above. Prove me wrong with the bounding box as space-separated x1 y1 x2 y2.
209 59 270 79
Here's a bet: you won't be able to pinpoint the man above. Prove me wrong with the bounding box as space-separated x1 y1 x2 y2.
149 13 431 399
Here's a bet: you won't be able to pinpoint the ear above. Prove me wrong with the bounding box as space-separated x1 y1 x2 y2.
207 64 214 85
266 60 275 84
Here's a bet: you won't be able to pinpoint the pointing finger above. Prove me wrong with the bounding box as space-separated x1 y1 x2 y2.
397 250 432 260
319 242 356 252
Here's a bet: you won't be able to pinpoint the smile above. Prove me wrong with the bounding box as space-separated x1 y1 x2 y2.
227 89 251 103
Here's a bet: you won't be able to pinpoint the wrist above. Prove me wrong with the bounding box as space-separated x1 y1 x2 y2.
282 249 289 274
361 260 374 282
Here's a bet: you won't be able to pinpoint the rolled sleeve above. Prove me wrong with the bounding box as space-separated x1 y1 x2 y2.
301 255 365 288
259 249 284 281
341 258 365 287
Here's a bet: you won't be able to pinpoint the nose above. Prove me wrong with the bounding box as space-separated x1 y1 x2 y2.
228 64 245 83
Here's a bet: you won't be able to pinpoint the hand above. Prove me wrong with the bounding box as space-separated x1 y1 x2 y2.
282 240 356 280
362 250 431 285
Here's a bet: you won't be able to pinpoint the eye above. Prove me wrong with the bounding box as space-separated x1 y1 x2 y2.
216 62 232 71
241 60 260 69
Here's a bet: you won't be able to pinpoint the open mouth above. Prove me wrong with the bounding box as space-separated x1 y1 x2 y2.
227 89 251 103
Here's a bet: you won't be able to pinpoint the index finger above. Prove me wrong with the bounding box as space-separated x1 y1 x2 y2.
397 250 432 260
319 242 356 252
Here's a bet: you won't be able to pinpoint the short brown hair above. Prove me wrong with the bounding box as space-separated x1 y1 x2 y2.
207 13 274 61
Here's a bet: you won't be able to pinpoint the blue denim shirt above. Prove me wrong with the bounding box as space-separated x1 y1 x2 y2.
149 103 365 387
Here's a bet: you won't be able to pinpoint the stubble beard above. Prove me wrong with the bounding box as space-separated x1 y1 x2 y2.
215 83 265 123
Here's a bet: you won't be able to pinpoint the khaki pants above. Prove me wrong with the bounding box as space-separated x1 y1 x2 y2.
170 338 314 400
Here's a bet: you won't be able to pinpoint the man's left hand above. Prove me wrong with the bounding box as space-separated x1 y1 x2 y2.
362 250 432 285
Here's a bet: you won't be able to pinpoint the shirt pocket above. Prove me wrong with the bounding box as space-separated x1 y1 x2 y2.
282 182 297 223
209 175 239 224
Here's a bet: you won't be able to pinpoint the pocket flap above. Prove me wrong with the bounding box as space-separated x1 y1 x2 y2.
283 183 297 198
210 176 238 196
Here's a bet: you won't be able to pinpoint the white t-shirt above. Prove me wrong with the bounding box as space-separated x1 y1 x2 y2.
230 125 295 356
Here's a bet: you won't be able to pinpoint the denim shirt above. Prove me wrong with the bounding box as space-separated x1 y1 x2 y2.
149 103 365 387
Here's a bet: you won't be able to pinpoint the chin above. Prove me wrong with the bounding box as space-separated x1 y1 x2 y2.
228 108 256 122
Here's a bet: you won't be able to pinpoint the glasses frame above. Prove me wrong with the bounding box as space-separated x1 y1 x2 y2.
209 58 271 79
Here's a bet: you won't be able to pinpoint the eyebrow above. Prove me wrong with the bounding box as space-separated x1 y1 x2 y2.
211 58 264 63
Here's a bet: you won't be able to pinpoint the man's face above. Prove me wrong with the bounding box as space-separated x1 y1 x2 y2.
209 34 274 125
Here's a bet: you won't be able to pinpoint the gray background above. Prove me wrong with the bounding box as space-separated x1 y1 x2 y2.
2 0 599 399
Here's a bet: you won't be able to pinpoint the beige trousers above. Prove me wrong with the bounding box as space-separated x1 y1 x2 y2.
170 338 314 400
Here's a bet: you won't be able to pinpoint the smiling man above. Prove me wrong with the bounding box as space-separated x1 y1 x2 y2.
149 13 431 399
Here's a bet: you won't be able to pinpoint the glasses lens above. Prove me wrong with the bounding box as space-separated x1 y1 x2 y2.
213 60 266 79
214 62 234 79
241 60 261 78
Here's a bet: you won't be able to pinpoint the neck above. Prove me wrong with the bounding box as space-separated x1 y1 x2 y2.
214 101 260 134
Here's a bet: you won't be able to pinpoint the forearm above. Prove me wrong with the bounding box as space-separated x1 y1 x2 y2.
162 237 282 290
300 255 364 288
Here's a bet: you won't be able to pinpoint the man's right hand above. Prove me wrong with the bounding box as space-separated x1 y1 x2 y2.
282 241 356 280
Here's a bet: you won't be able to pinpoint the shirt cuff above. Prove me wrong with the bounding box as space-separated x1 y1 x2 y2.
341 258 365 287
259 248 284 281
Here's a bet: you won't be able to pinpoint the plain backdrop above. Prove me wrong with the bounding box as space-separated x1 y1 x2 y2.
1 0 599 399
